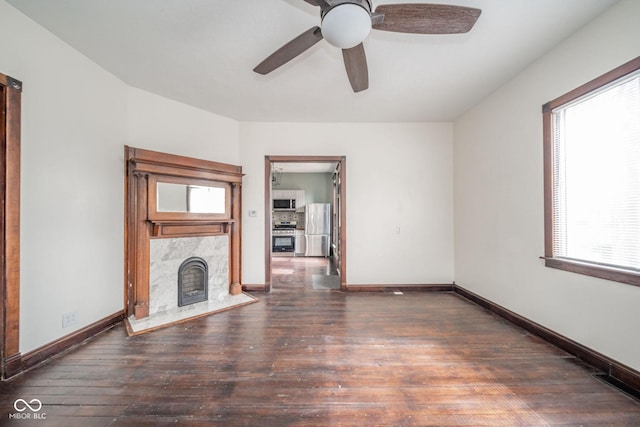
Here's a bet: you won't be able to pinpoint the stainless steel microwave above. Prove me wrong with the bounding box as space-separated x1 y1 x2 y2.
273 198 296 210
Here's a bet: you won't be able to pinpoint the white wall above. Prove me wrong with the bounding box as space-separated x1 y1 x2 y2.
240 122 454 286
127 87 240 164
453 0 640 370
278 173 333 204
1 0 127 353
1 0 242 353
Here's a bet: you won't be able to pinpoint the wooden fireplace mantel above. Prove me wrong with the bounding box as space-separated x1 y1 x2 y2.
149 219 236 238
124 146 244 319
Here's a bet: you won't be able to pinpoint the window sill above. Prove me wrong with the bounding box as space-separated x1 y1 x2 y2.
543 257 640 287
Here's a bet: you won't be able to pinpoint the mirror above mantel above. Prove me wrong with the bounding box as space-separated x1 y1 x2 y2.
157 182 226 214
148 175 231 221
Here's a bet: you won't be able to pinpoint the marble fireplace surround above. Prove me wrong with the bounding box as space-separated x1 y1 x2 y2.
124 146 248 334
126 235 256 335
149 236 228 314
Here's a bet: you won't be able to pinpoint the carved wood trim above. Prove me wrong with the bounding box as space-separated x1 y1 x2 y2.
1 73 22 379
125 146 243 319
147 174 232 222
151 221 229 238
127 146 242 180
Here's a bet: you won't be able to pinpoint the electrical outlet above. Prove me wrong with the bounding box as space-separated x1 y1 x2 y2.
62 311 78 328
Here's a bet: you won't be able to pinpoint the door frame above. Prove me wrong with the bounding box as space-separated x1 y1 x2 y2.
264 155 346 292
1 73 22 379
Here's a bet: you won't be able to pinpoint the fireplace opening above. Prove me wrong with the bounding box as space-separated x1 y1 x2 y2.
178 257 209 307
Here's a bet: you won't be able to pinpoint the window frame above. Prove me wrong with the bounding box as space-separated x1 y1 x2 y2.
542 56 640 287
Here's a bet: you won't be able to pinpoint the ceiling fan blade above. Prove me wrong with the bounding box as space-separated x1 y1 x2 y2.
342 43 368 93
254 27 323 75
373 4 481 34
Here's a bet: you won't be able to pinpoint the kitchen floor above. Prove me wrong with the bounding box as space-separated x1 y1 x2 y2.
271 256 340 291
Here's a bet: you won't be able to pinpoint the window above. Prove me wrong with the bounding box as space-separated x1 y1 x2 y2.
543 56 640 287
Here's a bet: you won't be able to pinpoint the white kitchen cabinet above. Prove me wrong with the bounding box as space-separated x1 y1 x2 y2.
273 190 296 199
294 229 305 256
295 190 305 208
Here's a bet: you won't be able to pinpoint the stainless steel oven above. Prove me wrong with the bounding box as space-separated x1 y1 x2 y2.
272 234 295 253
272 220 296 253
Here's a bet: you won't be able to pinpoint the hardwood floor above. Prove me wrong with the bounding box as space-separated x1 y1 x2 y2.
1 257 639 426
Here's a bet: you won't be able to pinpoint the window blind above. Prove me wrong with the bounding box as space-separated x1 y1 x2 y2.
552 69 640 271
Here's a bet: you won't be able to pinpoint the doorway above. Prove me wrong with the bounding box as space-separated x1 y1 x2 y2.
264 156 346 292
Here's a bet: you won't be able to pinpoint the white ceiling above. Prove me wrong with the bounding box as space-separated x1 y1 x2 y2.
8 0 618 122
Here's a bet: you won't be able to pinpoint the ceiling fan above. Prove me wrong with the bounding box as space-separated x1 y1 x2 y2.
253 1 481 93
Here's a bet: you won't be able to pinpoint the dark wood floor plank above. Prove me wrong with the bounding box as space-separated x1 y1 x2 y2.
1 256 638 425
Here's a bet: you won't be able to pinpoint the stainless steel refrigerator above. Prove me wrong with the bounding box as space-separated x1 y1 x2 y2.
304 203 330 257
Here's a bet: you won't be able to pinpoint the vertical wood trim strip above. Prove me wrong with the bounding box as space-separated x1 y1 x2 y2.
5 83 21 359
1 74 22 379
542 106 554 258
264 156 272 292
124 147 133 317
230 182 242 295
338 157 346 287
133 173 150 319
0 84 5 376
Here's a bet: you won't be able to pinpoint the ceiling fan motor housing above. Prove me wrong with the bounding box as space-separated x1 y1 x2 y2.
321 0 373 49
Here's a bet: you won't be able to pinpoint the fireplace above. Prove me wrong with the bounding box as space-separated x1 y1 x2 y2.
127 233 256 335
125 146 243 322
127 233 255 335
178 257 208 307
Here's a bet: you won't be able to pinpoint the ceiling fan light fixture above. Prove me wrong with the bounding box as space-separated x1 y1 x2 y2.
321 3 371 49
